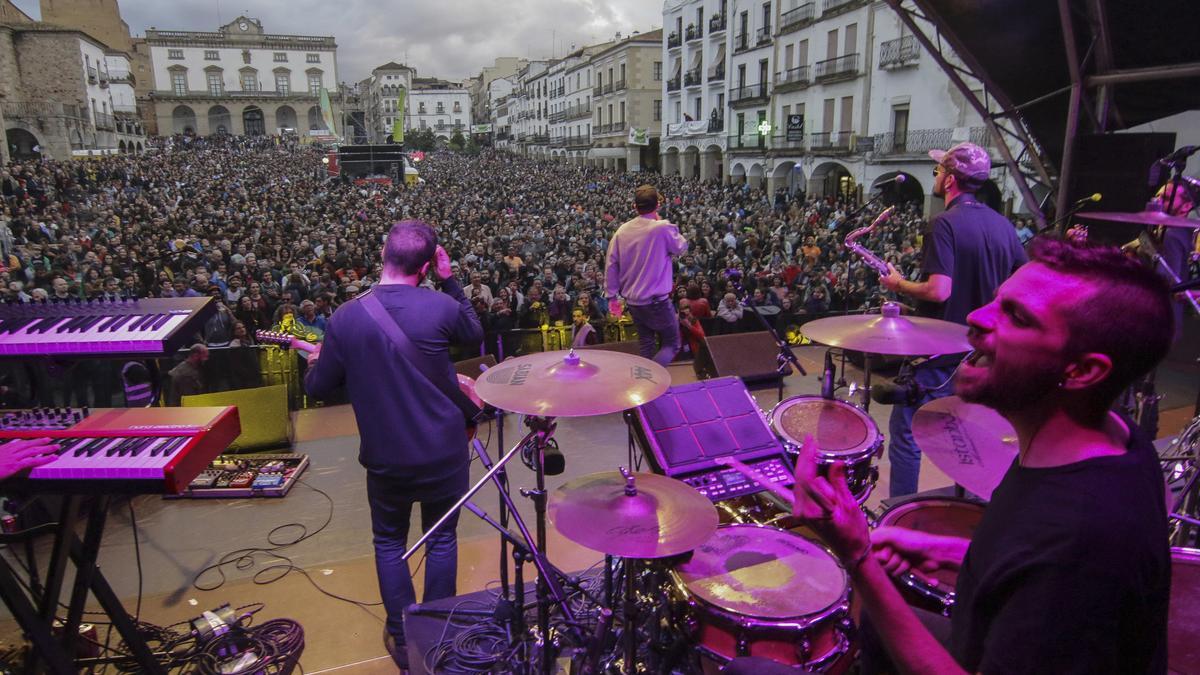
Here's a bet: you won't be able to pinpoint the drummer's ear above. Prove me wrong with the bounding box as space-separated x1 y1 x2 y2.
1059 353 1113 392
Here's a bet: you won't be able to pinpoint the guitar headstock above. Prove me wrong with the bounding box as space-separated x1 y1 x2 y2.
256 330 295 347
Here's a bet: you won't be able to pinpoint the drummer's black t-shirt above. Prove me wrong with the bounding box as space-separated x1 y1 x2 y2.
950 415 1170 674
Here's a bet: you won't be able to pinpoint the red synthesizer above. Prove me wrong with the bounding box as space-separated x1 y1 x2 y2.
0 406 241 494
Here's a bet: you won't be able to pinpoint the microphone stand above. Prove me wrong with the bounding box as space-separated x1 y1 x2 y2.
724 270 805 403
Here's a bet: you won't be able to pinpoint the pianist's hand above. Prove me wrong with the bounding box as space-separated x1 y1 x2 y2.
0 438 59 480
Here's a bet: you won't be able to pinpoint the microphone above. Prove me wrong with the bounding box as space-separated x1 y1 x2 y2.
1159 145 1199 166
820 350 835 400
1073 193 1102 206
874 174 907 187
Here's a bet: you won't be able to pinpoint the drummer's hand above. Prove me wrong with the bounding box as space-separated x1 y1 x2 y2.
1066 225 1088 244
879 263 903 292
873 527 969 577
792 435 870 565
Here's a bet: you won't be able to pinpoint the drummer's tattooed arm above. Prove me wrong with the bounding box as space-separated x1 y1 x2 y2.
793 437 973 675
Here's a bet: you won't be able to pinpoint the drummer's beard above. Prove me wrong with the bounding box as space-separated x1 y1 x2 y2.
956 349 1064 416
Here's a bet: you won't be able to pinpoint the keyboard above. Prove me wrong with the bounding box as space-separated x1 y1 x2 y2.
0 406 241 494
0 297 215 357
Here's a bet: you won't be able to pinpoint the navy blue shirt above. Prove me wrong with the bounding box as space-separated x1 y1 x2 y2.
919 194 1027 325
304 279 482 499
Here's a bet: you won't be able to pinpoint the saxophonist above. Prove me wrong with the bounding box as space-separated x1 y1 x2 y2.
877 142 1028 497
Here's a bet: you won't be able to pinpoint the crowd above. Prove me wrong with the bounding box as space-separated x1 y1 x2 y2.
0 136 975 364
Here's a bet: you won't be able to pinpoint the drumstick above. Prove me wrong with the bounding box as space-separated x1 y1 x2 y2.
713 456 796 506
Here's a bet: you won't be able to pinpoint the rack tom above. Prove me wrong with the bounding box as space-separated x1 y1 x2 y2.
770 396 882 502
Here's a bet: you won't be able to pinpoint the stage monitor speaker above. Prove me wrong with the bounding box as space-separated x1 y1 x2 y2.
454 354 497 379
1069 132 1176 245
703 331 788 383
576 340 642 356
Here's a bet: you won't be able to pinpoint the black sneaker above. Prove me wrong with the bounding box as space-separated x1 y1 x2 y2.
383 627 409 671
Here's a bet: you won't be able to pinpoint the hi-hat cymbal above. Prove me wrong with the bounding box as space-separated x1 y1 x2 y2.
1077 210 1200 229
913 396 1018 500
802 303 971 356
474 349 670 417
549 471 719 559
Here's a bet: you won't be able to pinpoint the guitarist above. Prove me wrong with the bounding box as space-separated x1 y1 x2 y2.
303 220 483 670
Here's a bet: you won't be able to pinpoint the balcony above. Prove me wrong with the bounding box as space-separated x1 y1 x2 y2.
108 70 134 84
880 35 920 69
775 65 811 91
822 0 866 18
566 133 591 149
98 72 110 88
684 67 702 87
709 13 727 33
614 78 626 91
756 26 772 45
667 32 682 49
596 122 626 136
871 127 990 156
779 3 816 35
707 63 725 82
733 32 750 53
94 112 115 130
593 86 603 97
113 101 138 114
529 134 549 144
727 133 768 152
810 131 854 152
566 103 591 120
814 53 860 82
770 134 806 153
709 117 724 133
667 74 682 92
686 24 702 41
549 137 566 148
87 66 97 84
730 82 770 106
603 83 614 94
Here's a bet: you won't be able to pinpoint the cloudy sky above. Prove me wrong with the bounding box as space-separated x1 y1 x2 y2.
12 0 663 83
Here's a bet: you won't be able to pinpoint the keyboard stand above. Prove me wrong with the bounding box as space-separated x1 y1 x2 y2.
1 494 167 674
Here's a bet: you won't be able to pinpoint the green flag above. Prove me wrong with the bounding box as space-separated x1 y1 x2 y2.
319 88 337 136
392 88 406 143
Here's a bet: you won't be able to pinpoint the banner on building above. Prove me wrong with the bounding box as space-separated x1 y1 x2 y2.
472 124 493 134
393 88 407 143
667 120 711 137
319 88 338 137
627 127 650 146
787 114 805 142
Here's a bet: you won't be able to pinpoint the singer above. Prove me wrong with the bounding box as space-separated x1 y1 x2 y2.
878 142 1027 497
605 185 689 366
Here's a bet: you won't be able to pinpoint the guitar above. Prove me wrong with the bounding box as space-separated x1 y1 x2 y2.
256 330 484 439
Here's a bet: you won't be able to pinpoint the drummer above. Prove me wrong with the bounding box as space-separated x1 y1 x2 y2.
729 237 1173 674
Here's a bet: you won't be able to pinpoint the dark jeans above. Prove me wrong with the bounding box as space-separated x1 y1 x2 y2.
627 298 681 367
887 359 957 498
366 472 461 641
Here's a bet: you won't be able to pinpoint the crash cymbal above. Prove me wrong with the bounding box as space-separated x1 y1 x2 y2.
549 471 719 559
913 396 1018 500
1077 210 1200 229
474 349 670 417
802 303 971 356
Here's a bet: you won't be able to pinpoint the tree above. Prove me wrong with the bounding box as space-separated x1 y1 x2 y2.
405 128 437 152
449 129 466 151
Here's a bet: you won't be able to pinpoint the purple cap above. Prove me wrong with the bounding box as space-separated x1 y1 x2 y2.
929 142 991 182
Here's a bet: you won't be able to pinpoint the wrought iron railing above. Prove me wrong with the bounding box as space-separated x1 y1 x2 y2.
727 133 768 150
686 25 702 41
684 68 702 87
756 26 773 44
667 75 682 92
667 32 682 49
709 13 727 32
775 65 811 87
707 63 725 81
879 36 920 68
780 3 816 32
730 82 769 104
814 53 859 80
810 131 853 151
733 32 749 52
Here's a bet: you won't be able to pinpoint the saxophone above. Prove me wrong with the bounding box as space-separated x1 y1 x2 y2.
843 205 895 277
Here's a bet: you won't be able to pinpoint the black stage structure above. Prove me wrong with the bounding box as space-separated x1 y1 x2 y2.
883 0 1200 228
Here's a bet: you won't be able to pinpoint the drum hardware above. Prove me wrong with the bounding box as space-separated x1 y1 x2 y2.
1162 415 1200 548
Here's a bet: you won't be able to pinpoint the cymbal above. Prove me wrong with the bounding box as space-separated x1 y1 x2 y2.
913 396 1018 500
474 349 670 417
802 303 971 356
549 471 719 558
1077 210 1200 229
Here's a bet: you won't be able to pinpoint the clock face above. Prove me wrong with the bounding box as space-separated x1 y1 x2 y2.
239 22 248 31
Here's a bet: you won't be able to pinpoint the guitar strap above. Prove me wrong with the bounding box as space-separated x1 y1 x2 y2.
358 291 483 425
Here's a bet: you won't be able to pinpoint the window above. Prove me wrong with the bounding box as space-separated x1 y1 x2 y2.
205 50 219 60
168 49 183 60
892 105 910 151
171 71 187 95
653 99 662 121
436 102 445 114
619 101 625 123
306 53 320 63
419 103 426 114
275 72 290 94
241 72 257 91
840 95 854 134
307 73 322 95
274 52 287 62
206 72 223 95
619 63 626 84
653 61 662 81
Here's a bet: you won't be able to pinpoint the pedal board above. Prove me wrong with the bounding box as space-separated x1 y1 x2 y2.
166 453 309 499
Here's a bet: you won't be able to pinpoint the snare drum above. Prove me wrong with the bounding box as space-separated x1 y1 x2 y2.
770 396 882 502
1170 547 1200 675
672 524 852 671
875 497 986 615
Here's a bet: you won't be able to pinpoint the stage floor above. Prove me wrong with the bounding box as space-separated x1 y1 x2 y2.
1 344 1195 673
